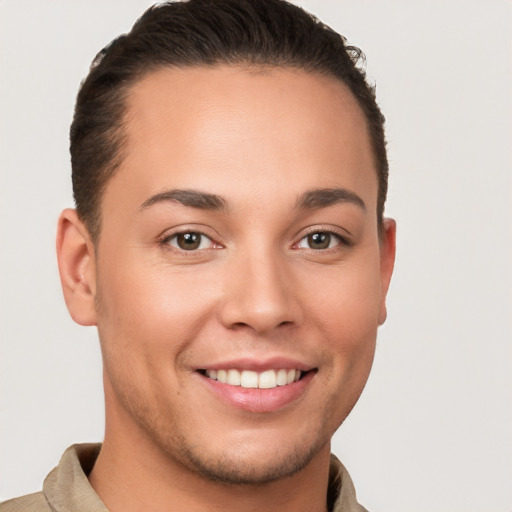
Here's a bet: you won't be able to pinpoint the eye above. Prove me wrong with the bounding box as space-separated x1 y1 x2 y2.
296 231 344 250
165 232 215 251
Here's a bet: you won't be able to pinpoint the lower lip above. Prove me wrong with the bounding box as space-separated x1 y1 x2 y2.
199 371 315 413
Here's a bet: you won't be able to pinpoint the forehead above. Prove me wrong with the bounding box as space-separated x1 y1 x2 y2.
108 65 377 214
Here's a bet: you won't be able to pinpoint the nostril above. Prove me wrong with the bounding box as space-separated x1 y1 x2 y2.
217 271 303 334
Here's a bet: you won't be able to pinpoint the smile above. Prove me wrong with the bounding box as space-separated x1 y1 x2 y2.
204 368 302 389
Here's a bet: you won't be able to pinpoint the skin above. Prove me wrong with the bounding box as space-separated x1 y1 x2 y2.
57 65 395 512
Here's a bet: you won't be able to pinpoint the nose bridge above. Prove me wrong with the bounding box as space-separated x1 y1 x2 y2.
219 241 302 333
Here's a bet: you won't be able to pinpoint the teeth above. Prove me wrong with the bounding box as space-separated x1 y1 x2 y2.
240 370 258 388
204 368 303 389
276 369 288 386
217 369 227 383
258 370 276 389
227 369 241 386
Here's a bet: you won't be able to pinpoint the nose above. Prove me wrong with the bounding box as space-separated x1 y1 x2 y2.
218 247 303 334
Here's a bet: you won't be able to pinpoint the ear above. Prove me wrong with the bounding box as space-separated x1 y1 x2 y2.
378 218 396 325
56 209 97 326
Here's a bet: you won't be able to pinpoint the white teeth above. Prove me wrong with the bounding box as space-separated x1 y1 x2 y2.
227 369 241 386
205 368 303 389
240 370 259 388
258 370 277 389
276 369 288 386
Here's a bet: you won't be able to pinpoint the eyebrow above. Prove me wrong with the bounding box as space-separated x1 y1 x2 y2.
140 189 227 211
295 187 366 211
139 186 365 213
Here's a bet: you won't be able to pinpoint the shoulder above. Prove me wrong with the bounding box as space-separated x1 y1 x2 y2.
0 443 104 512
0 492 51 512
329 453 370 512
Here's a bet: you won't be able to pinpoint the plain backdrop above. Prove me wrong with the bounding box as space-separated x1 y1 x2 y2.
1 1 511 511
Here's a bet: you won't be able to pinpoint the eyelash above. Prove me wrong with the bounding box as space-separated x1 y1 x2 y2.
295 228 352 251
160 230 220 252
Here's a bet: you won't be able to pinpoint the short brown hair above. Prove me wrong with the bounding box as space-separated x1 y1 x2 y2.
70 0 388 242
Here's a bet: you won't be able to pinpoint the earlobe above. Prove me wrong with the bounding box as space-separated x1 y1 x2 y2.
56 209 97 326
378 218 396 325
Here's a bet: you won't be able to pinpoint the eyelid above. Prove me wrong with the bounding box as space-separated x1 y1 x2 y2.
158 225 224 252
293 225 353 250
167 233 214 251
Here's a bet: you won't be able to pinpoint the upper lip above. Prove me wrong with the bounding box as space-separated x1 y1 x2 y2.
196 357 315 372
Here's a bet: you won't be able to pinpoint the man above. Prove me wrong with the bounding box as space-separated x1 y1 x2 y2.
1 0 395 510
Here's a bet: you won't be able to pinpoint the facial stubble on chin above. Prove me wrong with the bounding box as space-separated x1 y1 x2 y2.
122 384 331 486
180 437 326 486
155 379 367 485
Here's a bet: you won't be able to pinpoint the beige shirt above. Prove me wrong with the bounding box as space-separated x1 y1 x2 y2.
0 444 368 512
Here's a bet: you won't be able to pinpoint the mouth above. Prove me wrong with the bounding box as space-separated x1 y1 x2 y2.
198 368 312 389
195 359 317 412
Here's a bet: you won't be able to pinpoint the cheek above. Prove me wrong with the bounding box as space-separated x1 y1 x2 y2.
95 256 221 359
94 260 217 415
313 265 380 423
304 254 382 390
310 259 383 339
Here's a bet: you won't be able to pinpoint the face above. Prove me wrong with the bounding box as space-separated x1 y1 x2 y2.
89 66 394 484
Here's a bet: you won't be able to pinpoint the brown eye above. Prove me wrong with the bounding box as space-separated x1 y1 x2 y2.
167 232 212 251
297 231 343 250
307 232 331 249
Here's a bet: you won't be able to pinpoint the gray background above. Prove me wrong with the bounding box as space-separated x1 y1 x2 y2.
1 1 511 510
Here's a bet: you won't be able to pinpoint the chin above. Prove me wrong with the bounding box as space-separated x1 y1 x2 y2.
179 441 323 485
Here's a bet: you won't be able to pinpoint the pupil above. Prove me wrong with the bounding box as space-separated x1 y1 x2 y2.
178 232 200 250
309 232 330 249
